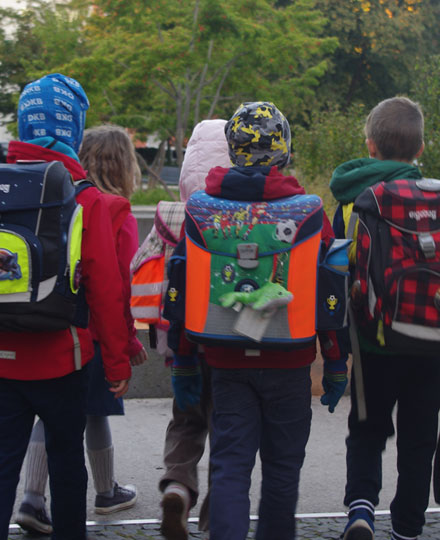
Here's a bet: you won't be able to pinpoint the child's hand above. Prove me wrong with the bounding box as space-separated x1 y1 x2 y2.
320 372 347 413
130 346 148 366
108 379 130 398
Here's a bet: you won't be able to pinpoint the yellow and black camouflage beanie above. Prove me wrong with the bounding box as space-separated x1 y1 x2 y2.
224 101 291 168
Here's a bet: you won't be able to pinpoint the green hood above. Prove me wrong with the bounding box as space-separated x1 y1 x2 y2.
330 158 422 204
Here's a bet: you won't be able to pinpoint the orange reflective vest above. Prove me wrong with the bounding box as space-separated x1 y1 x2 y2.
131 201 185 325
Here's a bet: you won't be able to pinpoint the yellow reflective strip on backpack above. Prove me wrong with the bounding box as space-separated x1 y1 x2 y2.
68 205 83 294
0 232 30 294
343 203 358 264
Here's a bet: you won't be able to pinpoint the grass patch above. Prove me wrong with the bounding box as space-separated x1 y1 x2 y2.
130 187 178 205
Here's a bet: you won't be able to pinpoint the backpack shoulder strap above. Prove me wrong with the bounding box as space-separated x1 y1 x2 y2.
74 179 94 195
347 210 358 240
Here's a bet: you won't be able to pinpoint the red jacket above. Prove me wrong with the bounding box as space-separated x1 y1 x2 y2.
92 193 143 358
0 141 131 382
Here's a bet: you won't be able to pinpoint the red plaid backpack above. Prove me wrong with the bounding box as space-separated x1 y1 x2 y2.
350 177 440 356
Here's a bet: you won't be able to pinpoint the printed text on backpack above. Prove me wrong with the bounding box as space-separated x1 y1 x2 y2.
352 178 440 355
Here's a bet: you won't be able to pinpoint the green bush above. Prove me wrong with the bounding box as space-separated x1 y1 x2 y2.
130 187 178 206
292 103 368 180
291 103 368 218
412 56 440 178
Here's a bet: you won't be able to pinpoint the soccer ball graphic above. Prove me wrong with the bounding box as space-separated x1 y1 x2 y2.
275 220 297 243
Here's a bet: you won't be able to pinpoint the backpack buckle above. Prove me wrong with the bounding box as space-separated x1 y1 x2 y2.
237 243 259 269
419 233 436 259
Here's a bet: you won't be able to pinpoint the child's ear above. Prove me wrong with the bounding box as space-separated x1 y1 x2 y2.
415 141 425 159
366 138 378 158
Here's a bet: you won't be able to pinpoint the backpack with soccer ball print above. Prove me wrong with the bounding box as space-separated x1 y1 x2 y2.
350 177 440 355
175 189 350 350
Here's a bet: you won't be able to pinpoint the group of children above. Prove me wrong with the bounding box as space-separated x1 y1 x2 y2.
155 97 440 540
0 71 437 540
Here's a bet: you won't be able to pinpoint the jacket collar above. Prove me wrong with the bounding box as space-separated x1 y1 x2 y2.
7 140 87 181
205 165 306 201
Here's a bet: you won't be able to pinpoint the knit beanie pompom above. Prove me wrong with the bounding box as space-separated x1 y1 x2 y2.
224 101 291 168
18 73 90 152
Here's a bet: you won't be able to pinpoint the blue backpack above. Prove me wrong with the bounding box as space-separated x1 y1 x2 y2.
0 161 86 331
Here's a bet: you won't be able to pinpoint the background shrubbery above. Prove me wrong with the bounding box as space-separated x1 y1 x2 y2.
290 104 368 217
130 187 177 205
412 55 440 179
289 78 440 218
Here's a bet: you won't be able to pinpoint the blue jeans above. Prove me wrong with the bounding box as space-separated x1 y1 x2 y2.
209 366 312 540
0 368 89 540
345 351 440 537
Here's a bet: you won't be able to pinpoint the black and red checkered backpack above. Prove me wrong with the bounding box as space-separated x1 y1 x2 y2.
350 177 440 356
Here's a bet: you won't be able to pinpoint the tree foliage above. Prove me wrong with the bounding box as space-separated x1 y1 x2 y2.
0 1 88 126
412 55 440 178
0 0 338 162
1 0 440 175
311 0 440 109
60 0 338 164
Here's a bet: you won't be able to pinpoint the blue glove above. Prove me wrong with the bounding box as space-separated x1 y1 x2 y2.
320 359 348 413
171 354 202 411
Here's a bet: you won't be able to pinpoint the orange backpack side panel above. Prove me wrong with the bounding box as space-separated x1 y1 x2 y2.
286 233 321 340
185 237 211 333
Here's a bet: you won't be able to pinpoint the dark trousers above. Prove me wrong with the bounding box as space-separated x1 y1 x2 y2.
0 368 89 540
209 366 312 540
345 351 440 537
159 358 212 531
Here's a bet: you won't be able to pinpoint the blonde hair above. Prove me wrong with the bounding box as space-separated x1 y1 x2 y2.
79 125 141 199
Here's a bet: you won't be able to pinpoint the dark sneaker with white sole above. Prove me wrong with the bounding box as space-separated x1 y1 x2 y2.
343 519 374 540
160 492 189 540
94 483 137 514
16 502 53 535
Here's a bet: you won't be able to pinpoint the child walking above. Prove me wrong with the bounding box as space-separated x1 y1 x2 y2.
0 74 131 540
16 125 147 534
164 101 349 540
131 118 231 540
329 96 440 540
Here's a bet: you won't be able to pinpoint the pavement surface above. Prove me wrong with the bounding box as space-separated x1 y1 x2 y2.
8 396 440 539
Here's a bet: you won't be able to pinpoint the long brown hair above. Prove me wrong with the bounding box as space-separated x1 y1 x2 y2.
79 124 141 199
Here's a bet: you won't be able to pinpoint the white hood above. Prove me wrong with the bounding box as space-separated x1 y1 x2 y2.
179 118 231 202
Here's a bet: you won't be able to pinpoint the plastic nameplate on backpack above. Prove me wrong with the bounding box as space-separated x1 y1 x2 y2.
233 305 271 342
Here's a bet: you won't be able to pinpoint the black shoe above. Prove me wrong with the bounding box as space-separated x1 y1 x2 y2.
16 502 53 535
343 518 374 540
160 492 188 540
94 483 137 514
